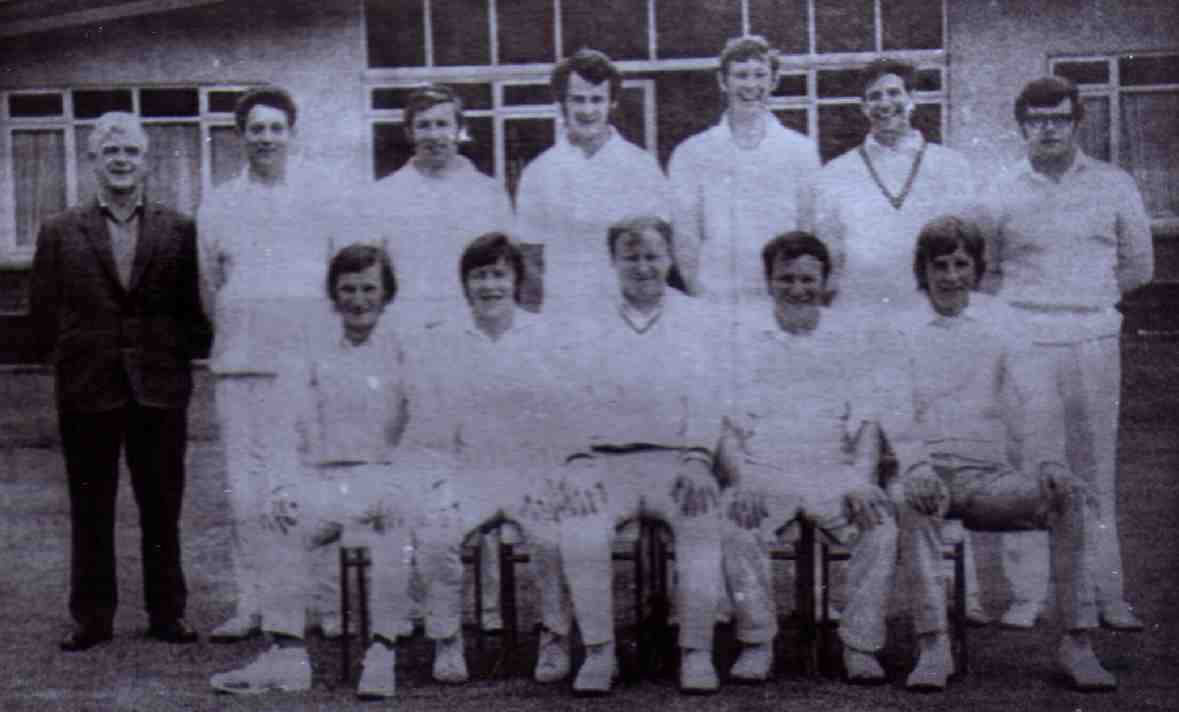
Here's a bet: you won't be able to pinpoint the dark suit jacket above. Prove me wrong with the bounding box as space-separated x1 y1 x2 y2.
30 199 213 413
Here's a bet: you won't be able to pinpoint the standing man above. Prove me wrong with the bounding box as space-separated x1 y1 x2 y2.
31 112 211 651
669 35 819 311
984 77 1152 631
814 59 986 621
814 58 978 310
515 48 671 313
199 87 338 642
359 84 513 328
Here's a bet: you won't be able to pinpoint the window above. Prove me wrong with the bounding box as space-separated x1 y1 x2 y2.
365 0 948 182
2 85 249 261
1052 52 1179 228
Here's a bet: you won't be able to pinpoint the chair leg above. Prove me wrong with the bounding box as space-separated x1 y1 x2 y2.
953 540 968 675
339 546 372 685
797 521 818 677
500 542 518 654
473 535 484 657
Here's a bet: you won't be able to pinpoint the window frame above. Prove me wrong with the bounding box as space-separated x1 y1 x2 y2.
1049 50 1179 235
1 83 250 265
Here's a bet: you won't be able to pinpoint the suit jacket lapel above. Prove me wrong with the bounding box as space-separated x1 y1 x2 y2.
82 200 125 293
127 204 161 294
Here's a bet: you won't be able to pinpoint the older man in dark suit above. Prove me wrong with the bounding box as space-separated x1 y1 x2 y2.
30 111 212 652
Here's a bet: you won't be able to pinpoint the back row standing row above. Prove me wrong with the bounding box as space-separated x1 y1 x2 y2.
197 35 1151 643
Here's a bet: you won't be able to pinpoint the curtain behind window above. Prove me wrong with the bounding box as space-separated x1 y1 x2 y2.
12 129 66 248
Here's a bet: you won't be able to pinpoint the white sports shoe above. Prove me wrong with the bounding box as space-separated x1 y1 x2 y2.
999 600 1043 629
209 612 261 642
573 642 617 696
680 648 719 694
533 628 571 683
210 645 311 694
433 634 469 684
357 643 397 699
729 642 772 682
906 633 952 692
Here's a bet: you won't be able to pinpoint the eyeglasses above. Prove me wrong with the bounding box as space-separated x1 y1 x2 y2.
1023 114 1075 130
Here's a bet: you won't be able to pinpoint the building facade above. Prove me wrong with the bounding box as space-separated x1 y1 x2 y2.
1 0 1176 360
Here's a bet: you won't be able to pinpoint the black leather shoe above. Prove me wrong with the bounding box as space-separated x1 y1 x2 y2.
60 626 113 652
147 618 199 644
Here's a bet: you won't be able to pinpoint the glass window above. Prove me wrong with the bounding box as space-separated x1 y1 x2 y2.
912 103 942 144
818 104 865 163
561 0 648 62
505 117 556 199
1120 92 1179 218
8 93 64 118
814 0 873 54
208 90 244 114
11 129 66 248
749 0 809 56
614 85 651 150
656 0 740 60
774 74 808 99
210 125 244 187
460 116 496 178
503 84 554 106
366 0 426 68
372 122 412 181
433 0 491 66
914 69 942 93
1119 55 1179 87
1054 60 1110 86
1077 95 1111 161
72 89 133 119
882 0 943 51
498 0 555 64
817 68 863 99
140 88 200 117
773 109 808 135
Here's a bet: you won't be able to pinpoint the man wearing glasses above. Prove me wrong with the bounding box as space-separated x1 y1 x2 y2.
982 76 1153 633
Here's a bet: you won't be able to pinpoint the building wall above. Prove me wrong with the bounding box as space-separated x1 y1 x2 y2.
947 0 1179 176
0 0 372 198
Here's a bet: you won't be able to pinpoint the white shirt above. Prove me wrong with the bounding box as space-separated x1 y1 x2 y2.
815 133 979 311
355 156 514 328
515 130 671 313
669 115 820 309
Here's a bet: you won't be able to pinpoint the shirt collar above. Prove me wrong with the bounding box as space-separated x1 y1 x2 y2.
1016 148 1093 183
97 190 144 222
616 295 664 334
462 307 534 342
864 129 925 158
558 126 618 160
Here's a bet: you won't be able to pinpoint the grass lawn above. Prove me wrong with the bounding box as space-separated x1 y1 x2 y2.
1 337 1177 711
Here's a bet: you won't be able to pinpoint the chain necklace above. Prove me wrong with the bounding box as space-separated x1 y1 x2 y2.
858 137 927 210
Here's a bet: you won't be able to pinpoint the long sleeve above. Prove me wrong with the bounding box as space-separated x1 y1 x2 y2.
29 219 61 364
1115 171 1154 294
178 216 214 359
668 144 705 295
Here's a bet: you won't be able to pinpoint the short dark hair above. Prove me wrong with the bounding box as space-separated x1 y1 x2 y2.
459 232 527 303
761 231 832 288
913 215 987 292
1014 76 1084 125
607 215 675 262
861 58 916 96
404 83 464 138
326 243 397 305
718 35 780 75
234 86 297 133
551 48 623 105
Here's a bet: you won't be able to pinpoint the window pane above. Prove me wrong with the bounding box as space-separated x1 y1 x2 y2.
1120 92 1179 218
75 126 97 203
749 0 808 55
657 0 740 60
775 74 808 99
505 117 556 199
9 93 64 117
1120 55 1179 87
461 116 495 178
561 0 648 62
913 103 941 144
615 85 651 149
12 129 66 248
209 90 244 114
372 122 412 180
817 104 865 163
144 123 202 215
1077 96 1111 161
73 89 133 119
773 109 808 135
882 0 943 50
503 84 554 106
140 88 199 118
1054 60 1110 86
818 69 864 98
815 0 873 54
657 70 720 167
498 0 555 64
915 69 941 92
366 0 426 67
433 0 490 66
210 125 244 187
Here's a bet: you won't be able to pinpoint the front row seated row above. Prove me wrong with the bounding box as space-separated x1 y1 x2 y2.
210 215 1121 699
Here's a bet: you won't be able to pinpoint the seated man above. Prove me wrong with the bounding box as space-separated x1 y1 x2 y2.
209 244 442 699
720 232 897 683
410 232 580 684
888 216 1116 692
557 216 726 695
